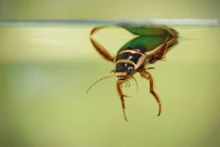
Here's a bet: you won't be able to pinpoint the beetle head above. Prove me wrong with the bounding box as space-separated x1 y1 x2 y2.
114 62 135 80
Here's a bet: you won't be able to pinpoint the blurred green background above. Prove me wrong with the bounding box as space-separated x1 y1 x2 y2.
0 0 220 147
0 0 220 19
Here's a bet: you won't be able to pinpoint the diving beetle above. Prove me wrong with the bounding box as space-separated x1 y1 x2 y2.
88 25 178 121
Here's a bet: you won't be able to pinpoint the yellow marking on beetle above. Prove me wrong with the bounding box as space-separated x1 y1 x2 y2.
115 59 136 67
167 37 177 47
116 72 127 77
135 54 147 69
118 49 144 56
144 43 164 56
116 49 147 70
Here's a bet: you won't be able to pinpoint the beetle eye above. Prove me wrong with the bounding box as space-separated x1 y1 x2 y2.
127 66 134 74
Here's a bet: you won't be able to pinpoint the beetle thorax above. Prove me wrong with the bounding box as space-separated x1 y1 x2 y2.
114 49 147 79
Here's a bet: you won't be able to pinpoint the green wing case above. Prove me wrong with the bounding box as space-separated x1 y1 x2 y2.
119 36 166 52
118 26 175 53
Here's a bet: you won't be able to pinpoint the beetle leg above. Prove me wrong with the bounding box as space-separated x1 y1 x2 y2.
148 36 177 64
90 27 114 62
90 26 107 36
147 43 166 63
116 79 128 121
139 68 161 116
145 67 155 70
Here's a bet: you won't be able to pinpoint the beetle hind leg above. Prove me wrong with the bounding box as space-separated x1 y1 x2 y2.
148 38 175 64
139 68 162 116
90 27 114 62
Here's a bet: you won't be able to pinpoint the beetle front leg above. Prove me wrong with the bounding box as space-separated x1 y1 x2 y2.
116 79 128 121
139 68 162 116
90 27 114 62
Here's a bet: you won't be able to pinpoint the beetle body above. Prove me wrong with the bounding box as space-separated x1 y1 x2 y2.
89 25 178 120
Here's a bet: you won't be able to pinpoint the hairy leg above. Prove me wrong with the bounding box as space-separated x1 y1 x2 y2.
139 68 162 116
116 79 128 121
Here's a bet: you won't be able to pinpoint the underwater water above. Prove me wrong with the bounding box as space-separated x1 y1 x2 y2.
0 24 220 147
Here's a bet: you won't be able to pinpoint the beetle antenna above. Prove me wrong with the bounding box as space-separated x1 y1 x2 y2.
87 75 115 93
129 75 139 92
